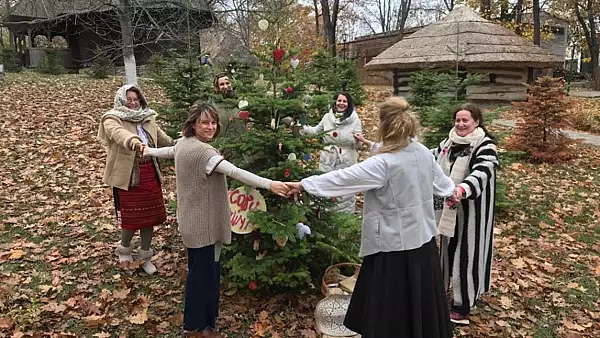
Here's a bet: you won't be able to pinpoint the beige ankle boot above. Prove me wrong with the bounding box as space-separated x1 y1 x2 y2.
138 249 157 275
115 243 134 262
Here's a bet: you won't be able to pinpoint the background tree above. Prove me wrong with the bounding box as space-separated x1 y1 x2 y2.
507 76 576 163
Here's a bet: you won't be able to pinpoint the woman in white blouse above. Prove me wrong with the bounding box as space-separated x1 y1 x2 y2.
287 97 455 338
300 92 362 213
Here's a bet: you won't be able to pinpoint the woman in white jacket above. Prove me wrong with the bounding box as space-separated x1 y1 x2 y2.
300 92 363 213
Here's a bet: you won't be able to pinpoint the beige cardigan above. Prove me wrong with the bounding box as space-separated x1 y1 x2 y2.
101 115 173 190
175 137 231 248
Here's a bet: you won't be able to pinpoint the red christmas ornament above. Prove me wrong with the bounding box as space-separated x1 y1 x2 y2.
248 281 258 291
284 168 291 178
273 47 286 62
238 110 249 119
285 86 293 93
332 131 338 137
331 197 337 203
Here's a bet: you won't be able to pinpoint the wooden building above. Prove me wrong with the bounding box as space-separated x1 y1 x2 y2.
365 6 562 104
4 0 215 69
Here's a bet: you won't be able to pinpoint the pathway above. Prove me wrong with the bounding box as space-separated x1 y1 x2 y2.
493 119 600 146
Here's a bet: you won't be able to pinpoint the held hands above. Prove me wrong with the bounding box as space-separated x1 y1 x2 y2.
270 181 290 197
447 185 465 206
285 182 303 197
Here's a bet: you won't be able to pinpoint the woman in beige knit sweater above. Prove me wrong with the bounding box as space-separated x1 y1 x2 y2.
144 101 288 337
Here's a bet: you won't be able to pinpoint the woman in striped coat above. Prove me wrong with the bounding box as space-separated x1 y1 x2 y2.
433 103 498 325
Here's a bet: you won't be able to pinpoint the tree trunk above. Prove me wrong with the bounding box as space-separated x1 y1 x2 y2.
532 0 540 46
313 0 320 36
118 0 137 85
514 0 524 24
443 0 454 11
4 0 13 49
500 0 508 21
480 0 491 19
396 0 411 39
574 0 600 90
321 0 337 57
588 15 599 90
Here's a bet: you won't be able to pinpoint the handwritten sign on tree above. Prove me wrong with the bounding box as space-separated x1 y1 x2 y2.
229 187 266 234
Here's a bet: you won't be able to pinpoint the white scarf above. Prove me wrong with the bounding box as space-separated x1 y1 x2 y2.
436 127 486 237
97 84 156 145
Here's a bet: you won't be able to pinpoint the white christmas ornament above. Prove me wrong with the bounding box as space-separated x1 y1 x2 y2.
296 223 312 240
258 19 269 31
287 153 297 161
238 100 249 109
290 58 300 69
270 118 276 129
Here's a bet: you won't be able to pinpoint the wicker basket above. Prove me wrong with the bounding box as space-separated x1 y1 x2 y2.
321 263 361 296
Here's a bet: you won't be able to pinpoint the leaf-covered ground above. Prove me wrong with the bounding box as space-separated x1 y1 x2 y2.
0 76 598 337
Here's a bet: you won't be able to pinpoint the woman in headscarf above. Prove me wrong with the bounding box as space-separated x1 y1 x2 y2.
300 92 363 213
97 84 174 275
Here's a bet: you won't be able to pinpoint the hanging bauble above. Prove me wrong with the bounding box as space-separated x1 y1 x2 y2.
296 223 312 240
238 100 249 109
273 47 286 62
285 86 293 94
304 153 311 161
290 55 300 69
288 153 297 161
256 250 267 260
284 168 291 178
270 118 276 130
275 235 289 247
238 111 249 120
258 19 269 31
248 281 258 291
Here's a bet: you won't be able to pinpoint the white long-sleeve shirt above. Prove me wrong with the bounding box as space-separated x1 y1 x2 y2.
302 141 455 256
145 146 272 189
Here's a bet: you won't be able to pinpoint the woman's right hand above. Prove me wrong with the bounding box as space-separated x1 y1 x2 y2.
353 133 366 143
270 181 290 197
140 144 149 158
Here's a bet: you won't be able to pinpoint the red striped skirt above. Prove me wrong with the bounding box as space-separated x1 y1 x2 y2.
113 162 166 230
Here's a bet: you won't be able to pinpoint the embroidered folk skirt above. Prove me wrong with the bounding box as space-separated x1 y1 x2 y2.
343 238 453 338
113 162 166 230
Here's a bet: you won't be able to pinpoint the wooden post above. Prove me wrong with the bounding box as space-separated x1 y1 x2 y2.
27 28 33 48
393 69 399 95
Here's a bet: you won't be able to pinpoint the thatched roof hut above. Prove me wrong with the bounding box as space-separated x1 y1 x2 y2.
366 5 561 71
365 5 562 104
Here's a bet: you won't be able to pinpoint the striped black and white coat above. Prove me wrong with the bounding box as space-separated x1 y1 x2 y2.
432 135 498 313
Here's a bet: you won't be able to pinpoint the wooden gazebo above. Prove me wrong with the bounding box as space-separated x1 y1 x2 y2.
365 5 563 104
3 0 215 69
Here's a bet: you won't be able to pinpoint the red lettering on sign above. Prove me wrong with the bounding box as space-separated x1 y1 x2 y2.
229 189 257 211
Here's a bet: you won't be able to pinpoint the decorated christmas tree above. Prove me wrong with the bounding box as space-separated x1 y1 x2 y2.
209 44 363 291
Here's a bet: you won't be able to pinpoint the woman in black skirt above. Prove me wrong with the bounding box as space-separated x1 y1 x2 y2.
286 96 455 338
